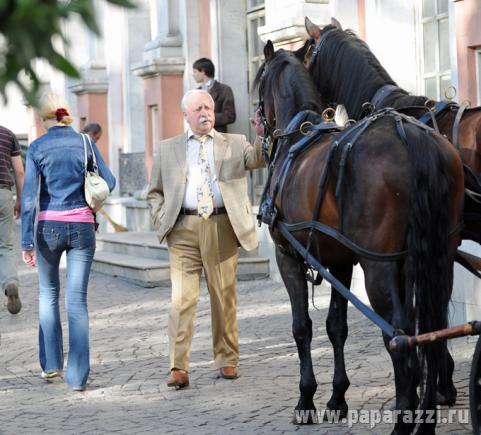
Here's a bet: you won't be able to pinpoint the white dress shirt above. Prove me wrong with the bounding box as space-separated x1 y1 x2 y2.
182 129 224 209
200 79 213 91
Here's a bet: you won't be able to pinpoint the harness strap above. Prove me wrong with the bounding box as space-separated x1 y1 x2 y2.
370 84 401 109
452 101 470 149
418 100 453 126
466 188 481 204
311 28 337 60
270 116 335 214
284 220 407 261
271 112 340 140
305 139 339 256
276 220 397 338
334 117 376 198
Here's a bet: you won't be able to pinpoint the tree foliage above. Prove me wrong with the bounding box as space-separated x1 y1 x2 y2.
0 0 135 106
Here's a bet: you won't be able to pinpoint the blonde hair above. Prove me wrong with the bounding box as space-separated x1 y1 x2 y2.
38 92 74 125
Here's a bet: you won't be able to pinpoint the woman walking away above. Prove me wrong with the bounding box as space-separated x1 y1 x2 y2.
21 93 115 391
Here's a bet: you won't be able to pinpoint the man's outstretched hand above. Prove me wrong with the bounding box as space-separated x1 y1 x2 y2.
249 109 265 137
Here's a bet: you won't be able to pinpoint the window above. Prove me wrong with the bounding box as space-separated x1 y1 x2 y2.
477 49 481 105
146 104 158 159
150 105 158 147
246 2 265 205
420 0 451 100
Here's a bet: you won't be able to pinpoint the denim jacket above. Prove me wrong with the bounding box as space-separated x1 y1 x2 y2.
21 126 116 250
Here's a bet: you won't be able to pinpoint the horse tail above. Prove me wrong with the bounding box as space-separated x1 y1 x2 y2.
402 123 453 415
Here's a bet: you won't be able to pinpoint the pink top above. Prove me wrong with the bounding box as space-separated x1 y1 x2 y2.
38 206 95 223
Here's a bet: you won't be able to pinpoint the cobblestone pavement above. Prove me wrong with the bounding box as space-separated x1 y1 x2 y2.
0 240 476 434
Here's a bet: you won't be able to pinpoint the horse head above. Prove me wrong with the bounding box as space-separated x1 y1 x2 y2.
254 40 323 141
303 16 397 119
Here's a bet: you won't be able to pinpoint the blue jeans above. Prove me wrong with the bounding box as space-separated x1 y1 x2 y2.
36 221 95 389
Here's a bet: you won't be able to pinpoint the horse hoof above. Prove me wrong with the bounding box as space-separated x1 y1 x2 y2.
292 408 318 424
326 399 348 420
436 389 457 407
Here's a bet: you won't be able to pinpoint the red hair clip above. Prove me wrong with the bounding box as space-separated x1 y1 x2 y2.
56 108 69 121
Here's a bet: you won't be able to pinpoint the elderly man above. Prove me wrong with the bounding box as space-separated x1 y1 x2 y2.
147 89 264 388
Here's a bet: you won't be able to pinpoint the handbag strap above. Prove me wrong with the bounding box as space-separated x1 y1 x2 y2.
81 133 99 174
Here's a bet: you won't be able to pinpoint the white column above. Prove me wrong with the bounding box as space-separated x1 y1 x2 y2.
103 2 126 190
123 0 150 153
144 0 183 58
212 0 249 137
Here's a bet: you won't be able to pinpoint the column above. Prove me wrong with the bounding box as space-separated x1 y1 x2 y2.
132 0 184 183
68 0 110 163
258 0 331 48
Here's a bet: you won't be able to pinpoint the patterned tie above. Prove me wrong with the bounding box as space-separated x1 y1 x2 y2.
196 135 214 219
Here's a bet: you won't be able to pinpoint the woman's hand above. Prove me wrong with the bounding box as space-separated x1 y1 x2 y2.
22 250 36 267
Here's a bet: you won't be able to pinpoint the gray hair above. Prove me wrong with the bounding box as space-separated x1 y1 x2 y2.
180 89 214 112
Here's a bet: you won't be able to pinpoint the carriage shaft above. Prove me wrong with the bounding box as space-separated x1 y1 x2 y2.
389 321 481 353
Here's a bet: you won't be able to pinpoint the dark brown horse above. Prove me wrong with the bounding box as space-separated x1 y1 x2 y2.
302 17 481 171
255 42 464 434
300 20 481 408
302 18 481 248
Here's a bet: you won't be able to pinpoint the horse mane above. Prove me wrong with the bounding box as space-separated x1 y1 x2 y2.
311 26 401 118
254 49 323 117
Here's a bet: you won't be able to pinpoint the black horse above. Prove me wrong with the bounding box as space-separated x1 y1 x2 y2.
255 41 464 434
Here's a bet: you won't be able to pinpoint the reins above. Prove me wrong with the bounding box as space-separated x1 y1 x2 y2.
257 106 463 339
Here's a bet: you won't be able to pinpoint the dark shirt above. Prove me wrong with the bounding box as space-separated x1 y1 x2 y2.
201 80 237 133
0 126 20 187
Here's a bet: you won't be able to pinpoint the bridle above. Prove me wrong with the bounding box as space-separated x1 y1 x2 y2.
257 60 321 164
257 62 279 164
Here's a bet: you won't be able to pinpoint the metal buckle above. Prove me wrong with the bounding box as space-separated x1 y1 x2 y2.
299 121 313 136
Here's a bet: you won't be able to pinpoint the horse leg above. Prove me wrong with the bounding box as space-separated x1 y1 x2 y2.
325 264 352 419
275 246 317 424
364 262 419 435
437 344 457 406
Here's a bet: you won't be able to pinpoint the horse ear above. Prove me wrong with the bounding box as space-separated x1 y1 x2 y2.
264 40 275 61
305 16 322 43
296 40 314 68
304 43 314 68
331 17 343 30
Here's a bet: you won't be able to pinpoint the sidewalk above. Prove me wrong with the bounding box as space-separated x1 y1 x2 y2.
0 237 475 434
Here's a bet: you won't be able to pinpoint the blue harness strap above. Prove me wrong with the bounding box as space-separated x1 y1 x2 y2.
452 101 470 149
276 220 397 338
370 84 401 109
418 100 451 125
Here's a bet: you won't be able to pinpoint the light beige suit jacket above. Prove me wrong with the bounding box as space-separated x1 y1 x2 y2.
147 130 264 251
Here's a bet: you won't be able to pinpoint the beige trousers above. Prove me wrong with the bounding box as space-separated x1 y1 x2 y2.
0 188 18 292
166 214 239 371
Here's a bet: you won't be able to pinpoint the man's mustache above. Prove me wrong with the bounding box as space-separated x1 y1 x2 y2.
199 116 212 123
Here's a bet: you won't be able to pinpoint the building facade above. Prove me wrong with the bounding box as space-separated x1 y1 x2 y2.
1 0 481 322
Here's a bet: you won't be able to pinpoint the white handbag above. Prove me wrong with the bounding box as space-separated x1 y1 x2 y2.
82 133 110 212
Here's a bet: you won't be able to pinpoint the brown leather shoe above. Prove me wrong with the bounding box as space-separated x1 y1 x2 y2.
166 369 189 388
5 283 21 315
219 366 238 379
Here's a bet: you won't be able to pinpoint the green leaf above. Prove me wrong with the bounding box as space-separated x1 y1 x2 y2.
0 0 137 105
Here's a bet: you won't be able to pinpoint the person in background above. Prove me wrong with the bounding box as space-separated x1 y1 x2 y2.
0 125 24 314
147 89 264 389
82 123 102 143
21 93 115 391
193 58 236 133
